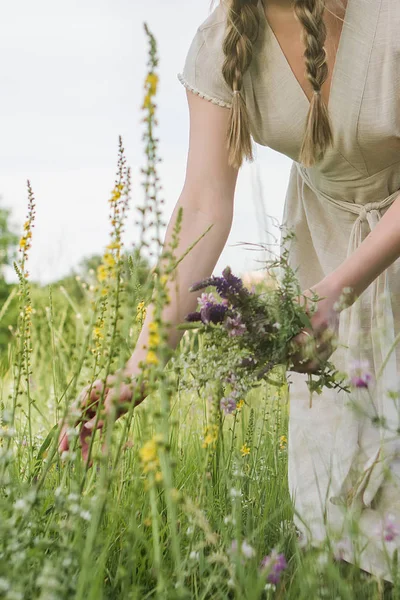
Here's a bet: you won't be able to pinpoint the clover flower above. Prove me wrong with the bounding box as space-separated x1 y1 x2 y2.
349 359 372 388
220 395 237 415
260 549 287 585
197 292 216 309
225 314 247 337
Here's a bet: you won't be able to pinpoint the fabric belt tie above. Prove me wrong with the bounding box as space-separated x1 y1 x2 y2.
296 163 400 511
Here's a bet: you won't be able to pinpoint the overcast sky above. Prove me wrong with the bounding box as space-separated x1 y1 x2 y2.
0 0 292 284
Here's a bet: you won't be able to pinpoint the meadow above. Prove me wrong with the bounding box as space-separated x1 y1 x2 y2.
0 23 398 600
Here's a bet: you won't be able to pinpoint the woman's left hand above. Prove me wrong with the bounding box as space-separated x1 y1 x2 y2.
289 278 344 374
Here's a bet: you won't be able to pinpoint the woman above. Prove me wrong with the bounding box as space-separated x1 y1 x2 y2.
59 0 400 582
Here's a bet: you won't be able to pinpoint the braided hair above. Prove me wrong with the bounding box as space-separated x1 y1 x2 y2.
220 0 343 169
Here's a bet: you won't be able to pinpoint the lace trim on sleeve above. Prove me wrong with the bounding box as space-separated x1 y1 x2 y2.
177 73 232 109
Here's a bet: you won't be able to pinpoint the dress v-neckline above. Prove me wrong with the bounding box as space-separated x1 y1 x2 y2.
258 0 352 113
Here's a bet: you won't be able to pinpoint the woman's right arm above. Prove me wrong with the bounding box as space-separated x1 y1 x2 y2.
58 91 239 458
126 90 239 379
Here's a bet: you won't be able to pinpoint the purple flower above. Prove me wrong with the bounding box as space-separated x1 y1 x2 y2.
220 396 237 415
379 514 400 542
225 314 247 337
185 311 202 323
349 359 373 388
201 302 228 325
225 372 237 385
197 292 216 309
189 266 247 300
260 549 287 585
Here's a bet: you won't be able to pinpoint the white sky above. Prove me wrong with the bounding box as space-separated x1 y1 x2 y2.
0 0 292 284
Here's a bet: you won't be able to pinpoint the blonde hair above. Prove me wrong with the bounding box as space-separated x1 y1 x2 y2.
219 0 344 169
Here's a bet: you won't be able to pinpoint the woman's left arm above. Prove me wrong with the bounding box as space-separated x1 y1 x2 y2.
326 194 400 298
291 194 400 373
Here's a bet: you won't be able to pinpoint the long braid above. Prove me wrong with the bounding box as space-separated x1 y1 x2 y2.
293 0 334 166
221 0 261 169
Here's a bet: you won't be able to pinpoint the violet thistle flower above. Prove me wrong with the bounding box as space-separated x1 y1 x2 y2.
225 314 247 337
260 549 287 585
220 396 237 415
349 359 373 389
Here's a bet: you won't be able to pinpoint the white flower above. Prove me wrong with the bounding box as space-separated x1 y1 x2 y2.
227 579 235 589
67 493 79 503
189 551 199 561
241 540 255 559
273 322 281 330
14 499 28 513
80 510 91 522
229 488 242 499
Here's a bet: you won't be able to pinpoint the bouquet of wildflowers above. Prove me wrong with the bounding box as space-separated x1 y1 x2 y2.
177 243 349 413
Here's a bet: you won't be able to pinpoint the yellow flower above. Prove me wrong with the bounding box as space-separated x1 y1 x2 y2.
149 322 158 333
146 73 159 95
279 435 287 450
23 221 30 231
142 94 152 110
103 253 116 268
19 237 27 249
93 327 104 340
97 264 108 283
240 443 251 457
236 399 245 411
106 241 121 251
149 332 161 347
202 424 219 448
136 301 147 322
146 350 159 365
139 439 158 464
155 471 163 483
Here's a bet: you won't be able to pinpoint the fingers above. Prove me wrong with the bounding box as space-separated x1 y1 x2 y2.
58 422 70 453
80 424 94 467
289 326 337 374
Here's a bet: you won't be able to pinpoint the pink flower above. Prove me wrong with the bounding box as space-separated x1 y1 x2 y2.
379 514 400 542
260 549 287 585
349 359 372 388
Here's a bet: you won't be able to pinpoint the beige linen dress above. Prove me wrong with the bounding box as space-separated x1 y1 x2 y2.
178 0 400 580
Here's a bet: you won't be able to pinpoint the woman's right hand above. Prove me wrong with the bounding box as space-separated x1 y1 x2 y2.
57 370 147 465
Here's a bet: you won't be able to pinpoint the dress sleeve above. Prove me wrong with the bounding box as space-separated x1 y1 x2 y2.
177 8 233 109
